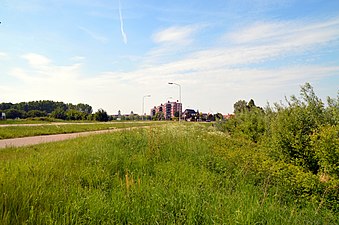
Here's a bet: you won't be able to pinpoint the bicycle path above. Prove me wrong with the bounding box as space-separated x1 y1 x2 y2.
0 126 149 149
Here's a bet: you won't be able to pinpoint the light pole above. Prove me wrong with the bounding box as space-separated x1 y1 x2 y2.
168 82 181 122
142 95 151 120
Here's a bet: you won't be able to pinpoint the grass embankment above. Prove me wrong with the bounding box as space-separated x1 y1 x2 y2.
0 123 337 224
0 121 161 139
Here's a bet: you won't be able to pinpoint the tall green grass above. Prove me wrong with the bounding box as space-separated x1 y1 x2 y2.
0 124 337 224
0 122 160 139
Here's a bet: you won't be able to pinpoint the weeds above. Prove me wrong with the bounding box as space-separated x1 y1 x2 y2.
0 123 337 224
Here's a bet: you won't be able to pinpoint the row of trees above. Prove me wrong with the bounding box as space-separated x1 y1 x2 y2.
0 100 112 122
0 100 93 114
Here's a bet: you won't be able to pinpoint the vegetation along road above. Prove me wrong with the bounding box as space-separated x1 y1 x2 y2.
0 126 151 149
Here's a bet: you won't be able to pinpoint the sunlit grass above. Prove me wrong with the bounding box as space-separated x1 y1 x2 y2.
0 121 163 139
0 124 337 224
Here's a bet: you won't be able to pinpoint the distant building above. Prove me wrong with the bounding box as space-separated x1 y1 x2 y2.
223 114 235 119
1 112 5 120
151 101 182 120
183 109 197 121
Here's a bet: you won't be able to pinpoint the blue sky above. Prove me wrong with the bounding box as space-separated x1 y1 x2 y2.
0 0 338 114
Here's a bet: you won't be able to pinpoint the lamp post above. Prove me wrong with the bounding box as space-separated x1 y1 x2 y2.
168 82 181 122
142 95 151 120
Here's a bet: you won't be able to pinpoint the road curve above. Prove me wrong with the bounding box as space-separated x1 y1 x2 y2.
0 126 149 149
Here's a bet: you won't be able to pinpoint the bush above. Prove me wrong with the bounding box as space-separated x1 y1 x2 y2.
94 109 109 122
4 109 26 119
312 125 339 179
269 83 326 174
216 107 265 143
26 110 47 118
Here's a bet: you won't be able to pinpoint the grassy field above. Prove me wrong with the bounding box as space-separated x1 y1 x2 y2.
0 121 163 139
0 123 337 224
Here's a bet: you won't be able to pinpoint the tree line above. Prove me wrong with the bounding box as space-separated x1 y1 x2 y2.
0 100 109 121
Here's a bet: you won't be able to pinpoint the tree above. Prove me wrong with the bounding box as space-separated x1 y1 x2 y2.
50 108 66 120
94 109 109 122
76 103 93 114
233 100 248 114
5 109 26 119
214 113 223 121
153 112 165 121
65 109 85 120
27 110 47 118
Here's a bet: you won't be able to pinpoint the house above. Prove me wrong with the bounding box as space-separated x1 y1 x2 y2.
0 112 5 120
183 109 197 121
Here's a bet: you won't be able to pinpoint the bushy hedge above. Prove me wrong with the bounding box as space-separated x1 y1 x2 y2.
216 83 339 212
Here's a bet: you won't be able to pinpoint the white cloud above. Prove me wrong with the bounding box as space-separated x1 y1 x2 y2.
22 53 51 68
152 25 199 44
227 17 339 46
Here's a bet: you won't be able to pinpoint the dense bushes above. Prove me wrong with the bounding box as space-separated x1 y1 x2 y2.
217 83 339 212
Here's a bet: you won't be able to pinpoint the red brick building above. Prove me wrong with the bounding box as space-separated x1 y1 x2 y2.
151 100 182 119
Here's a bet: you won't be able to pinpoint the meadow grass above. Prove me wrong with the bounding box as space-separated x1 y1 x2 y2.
0 121 162 139
0 123 337 224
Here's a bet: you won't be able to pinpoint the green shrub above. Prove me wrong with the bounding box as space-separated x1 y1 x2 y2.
312 125 339 179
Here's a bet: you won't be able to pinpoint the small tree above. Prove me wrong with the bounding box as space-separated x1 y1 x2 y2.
5 109 26 119
94 109 109 122
27 110 47 118
50 108 66 120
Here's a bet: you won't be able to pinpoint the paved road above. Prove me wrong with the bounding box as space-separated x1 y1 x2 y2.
0 126 148 149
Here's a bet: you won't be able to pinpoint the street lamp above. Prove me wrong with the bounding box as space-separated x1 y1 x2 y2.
168 82 181 122
142 95 151 120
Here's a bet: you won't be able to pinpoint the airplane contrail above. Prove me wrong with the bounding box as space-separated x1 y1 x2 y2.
119 0 127 44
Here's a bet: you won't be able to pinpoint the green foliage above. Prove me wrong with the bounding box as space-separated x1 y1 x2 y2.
50 108 66 120
0 124 337 224
26 110 47 118
4 108 26 119
269 83 326 174
216 107 265 143
153 112 165 121
94 109 109 122
0 122 155 139
217 82 339 212
312 125 339 178
325 93 339 125
65 109 86 120
0 100 93 120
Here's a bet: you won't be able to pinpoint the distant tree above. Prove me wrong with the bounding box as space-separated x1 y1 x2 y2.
50 108 66 120
0 103 13 111
76 103 93 114
153 112 165 121
5 109 26 119
248 99 256 109
27 110 47 118
214 113 223 121
66 109 85 120
234 100 248 114
94 109 109 122
207 114 214 121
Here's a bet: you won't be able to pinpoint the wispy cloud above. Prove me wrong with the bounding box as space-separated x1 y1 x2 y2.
22 53 51 68
119 0 128 44
78 26 108 43
0 52 8 60
152 26 198 44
